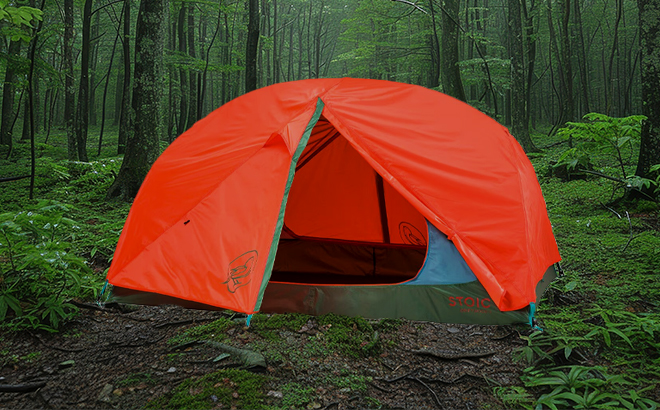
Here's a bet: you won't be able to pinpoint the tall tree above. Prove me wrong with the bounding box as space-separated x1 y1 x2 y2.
108 0 165 200
509 0 537 152
64 0 76 160
89 7 101 126
186 3 198 128
246 0 259 92
573 0 590 116
427 0 441 88
635 0 660 180
440 0 467 101
75 0 93 161
559 0 574 122
176 4 188 136
118 0 131 154
0 40 21 153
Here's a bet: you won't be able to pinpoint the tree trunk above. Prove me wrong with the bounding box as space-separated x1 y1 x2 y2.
635 0 660 180
604 0 622 116
187 3 198 129
573 0 590 116
64 0 76 160
427 0 441 88
113 50 123 126
107 0 165 200
118 0 132 154
21 99 30 142
246 0 260 92
98 14 122 156
177 4 188 136
75 0 92 162
509 0 537 152
89 7 101 126
441 0 466 101
1 41 21 153
273 0 279 83
522 0 538 129
27 0 46 199
559 0 574 122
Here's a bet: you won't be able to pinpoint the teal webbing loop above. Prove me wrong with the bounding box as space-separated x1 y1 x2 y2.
246 314 253 327
96 280 109 307
528 302 543 331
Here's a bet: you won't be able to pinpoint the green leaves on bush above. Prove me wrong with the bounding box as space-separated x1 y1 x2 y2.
513 308 660 410
0 202 102 331
555 113 657 199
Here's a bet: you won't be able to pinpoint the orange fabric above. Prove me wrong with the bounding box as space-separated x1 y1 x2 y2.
107 78 561 313
286 119 428 245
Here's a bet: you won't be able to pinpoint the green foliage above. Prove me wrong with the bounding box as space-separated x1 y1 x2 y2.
363 396 383 409
513 310 660 409
375 317 402 332
494 385 535 409
325 372 372 393
555 113 655 198
280 382 316 409
167 317 235 345
317 313 380 358
115 372 157 387
0 1 43 42
0 202 102 331
145 369 267 410
250 312 312 331
522 366 658 410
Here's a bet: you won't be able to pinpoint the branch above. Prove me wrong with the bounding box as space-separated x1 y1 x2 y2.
0 175 31 183
600 202 622 219
390 0 428 14
579 169 627 183
0 382 47 393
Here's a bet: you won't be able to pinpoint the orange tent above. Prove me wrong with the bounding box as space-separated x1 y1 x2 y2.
106 78 561 324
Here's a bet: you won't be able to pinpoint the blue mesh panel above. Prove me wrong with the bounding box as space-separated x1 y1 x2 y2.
403 221 477 285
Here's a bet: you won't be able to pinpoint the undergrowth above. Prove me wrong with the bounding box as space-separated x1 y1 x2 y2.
507 125 660 409
144 368 267 410
0 129 130 332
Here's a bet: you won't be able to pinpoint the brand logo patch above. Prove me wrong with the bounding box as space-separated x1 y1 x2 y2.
223 250 258 293
399 222 427 246
448 296 493 314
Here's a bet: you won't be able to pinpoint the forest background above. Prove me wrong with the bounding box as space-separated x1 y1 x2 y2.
0 0 659 409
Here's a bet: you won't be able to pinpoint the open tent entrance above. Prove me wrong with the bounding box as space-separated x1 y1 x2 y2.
271 116 428 285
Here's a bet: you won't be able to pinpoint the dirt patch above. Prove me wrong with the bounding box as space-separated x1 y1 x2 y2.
0 305 528 409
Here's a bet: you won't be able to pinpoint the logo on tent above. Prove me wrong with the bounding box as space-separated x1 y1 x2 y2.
399 222 427 246
223 250 258 293
448 296 493 313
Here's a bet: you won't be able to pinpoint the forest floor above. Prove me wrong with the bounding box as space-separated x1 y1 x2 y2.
1 303 527 409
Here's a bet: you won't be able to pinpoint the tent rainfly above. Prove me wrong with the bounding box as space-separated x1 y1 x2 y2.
105 78 561 325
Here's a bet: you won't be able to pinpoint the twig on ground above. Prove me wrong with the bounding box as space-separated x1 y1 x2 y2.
0 382 47 393
600 202 622 219
383 370 417 383
411 348 496 360
410 376 443 408
369 381 393 393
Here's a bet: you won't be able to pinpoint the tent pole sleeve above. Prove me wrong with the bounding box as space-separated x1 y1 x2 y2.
253 98 325 312
375 172 390 244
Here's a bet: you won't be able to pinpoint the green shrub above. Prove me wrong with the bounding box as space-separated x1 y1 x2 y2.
0 202 101 331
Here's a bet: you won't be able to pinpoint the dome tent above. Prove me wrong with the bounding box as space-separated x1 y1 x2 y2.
106 78 561 325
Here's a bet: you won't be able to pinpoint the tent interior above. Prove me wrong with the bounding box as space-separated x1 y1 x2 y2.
271 117 429 285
